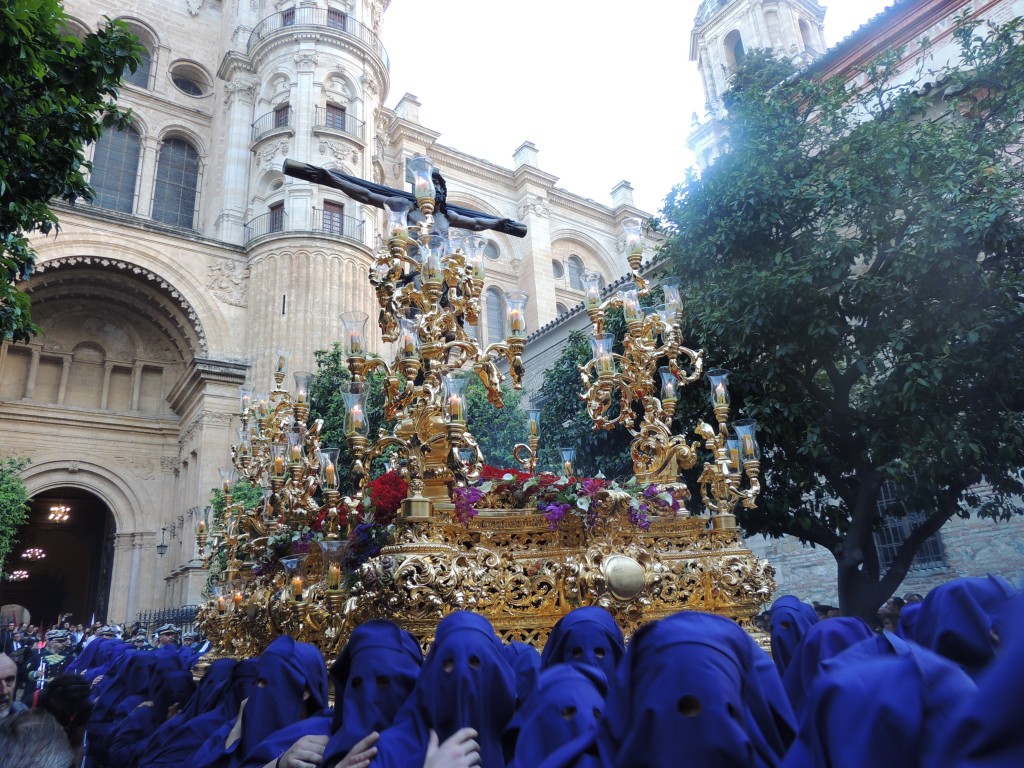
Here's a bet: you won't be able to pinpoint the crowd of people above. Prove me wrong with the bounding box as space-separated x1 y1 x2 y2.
0 574 1020 767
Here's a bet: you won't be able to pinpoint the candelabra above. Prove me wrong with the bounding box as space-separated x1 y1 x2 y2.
337 154 529 518
578 218 761 528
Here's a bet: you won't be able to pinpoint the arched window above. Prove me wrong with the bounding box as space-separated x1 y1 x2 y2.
123 45 152 89
552 260 564 279
152 137 200 228
90 125 141 214
486 287 504 344
724 29 745 70
799 19 817 54
567 255 584 290
556 302 568 317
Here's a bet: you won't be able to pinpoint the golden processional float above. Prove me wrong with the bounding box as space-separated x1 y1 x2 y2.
195 156 775 658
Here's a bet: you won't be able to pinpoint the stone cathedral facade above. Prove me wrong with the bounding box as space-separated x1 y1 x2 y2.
0 0 649 623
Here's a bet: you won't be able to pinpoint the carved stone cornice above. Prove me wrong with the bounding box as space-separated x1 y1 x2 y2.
167 358 250 417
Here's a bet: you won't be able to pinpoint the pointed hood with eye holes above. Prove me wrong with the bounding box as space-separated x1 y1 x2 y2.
769 595 819 676
541 606 625 681
505 662 608 768
599 611 797 768
320 619 423 765
369 611 516 768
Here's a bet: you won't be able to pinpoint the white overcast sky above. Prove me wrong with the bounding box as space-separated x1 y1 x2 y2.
382 1 895 216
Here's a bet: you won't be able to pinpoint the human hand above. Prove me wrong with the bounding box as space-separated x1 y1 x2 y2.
333 731 379 768
423 728 480 768
276 734 329 768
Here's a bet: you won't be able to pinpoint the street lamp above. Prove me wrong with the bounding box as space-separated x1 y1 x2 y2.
156 528 168 557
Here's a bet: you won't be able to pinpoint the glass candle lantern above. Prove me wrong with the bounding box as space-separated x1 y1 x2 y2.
274 349 291 375
270 443 287 476
256 392 270 419
384 196 413 241
286 429 304 463
398 317 420 358
236 427 252 459
706 368 731 409
622 217 644 258
443 372 469 423
505 291 529 338
582 271 604 309
218 466 237 493
559 447 576 477
659 366 678 404
319 448 340 491
417 235 447 283
407 155 436 205
343 387 369 437
293 371 313 404
527 408 541 438
732 419 760 463
590 333 616 376
463 234 487 281
620 288 643 324
662 278 683 317
239 387 252 415
340 311 369 357
319 540 345 590
726 433 741 473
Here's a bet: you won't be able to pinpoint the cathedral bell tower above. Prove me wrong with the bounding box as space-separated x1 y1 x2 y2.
687 0 827 169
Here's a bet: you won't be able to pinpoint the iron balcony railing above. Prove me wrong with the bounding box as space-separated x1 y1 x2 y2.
243 208 365 245
248 8 390 69
251 106 293 142
313 107 366 141
244 209 287 242
312 208 364 241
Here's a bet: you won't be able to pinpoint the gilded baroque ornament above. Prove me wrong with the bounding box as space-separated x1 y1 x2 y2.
196 157 775 657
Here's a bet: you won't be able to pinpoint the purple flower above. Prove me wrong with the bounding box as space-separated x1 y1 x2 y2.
580 478 605 496
453 486 485 524
540 501 571 530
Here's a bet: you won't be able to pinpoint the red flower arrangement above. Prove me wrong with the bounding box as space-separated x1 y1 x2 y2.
365 470 408 526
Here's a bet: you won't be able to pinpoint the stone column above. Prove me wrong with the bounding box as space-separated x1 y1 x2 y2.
23 347 40 400
512 143 559 333
216 74 259 244
100 362 113 410
57 356 71 405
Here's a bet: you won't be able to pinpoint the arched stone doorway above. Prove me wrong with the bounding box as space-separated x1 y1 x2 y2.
2 488 115 626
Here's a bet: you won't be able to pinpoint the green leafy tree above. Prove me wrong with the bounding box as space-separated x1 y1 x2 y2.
660 23 1024 619
1 1 141 341
0 457 31 578
307 343 389 493
465 377 527 468
536 306 635 479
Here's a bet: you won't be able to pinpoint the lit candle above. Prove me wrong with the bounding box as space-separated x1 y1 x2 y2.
241 394 250 412
274 456 285 475
259 398 268 415
349 331 363 356
297 388 306 404
327 565 341 590
197 521 207 536
292 577 303 600
325 463 336 486
664 380 676 401
233 592 243 609
222 479 231 493
216 596 226 614
276 355 287 373
349 405 364 433
729 447 741 472
402 333 416 357
290 445 301 462
597 354 613 374
508 309 525 335
714 382 727 406
563 460 573 477
742 434 755 460
529 418 538 437
448 394 464 422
